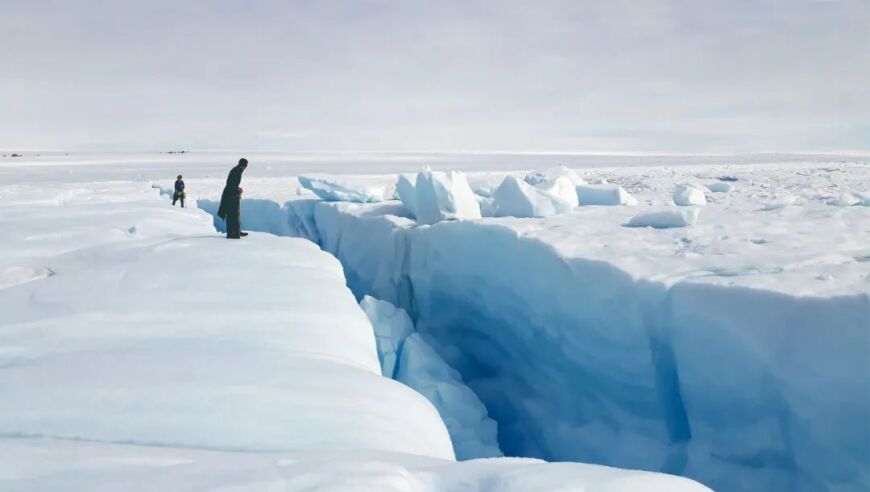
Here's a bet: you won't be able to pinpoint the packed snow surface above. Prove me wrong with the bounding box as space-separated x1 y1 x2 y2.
0 438 707 492
0 164 712 491
167 157 870 492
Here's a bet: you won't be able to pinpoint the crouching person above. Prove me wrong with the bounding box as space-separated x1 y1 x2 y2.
225 187 246 239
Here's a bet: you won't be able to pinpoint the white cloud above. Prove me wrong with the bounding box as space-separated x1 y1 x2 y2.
0 0 867 152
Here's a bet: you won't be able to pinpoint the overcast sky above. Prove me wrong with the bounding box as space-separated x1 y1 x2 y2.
1 0 868 153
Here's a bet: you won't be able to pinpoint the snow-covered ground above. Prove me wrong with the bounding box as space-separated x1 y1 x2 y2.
0 157 713 491
142 153 866 492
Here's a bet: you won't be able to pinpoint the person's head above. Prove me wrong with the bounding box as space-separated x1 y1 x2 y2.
176 175 182 180
236 187 243 196
238 158 248 168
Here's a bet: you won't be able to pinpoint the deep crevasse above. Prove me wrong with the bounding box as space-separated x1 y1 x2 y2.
198 197 870 492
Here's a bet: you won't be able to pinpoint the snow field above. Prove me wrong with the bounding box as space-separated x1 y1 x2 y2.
189 160 870 492
0 181 454 458
0 178 712 491
0 438 708 492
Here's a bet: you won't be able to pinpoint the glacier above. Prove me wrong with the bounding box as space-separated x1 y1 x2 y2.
192 161 870 492
0 176 710 491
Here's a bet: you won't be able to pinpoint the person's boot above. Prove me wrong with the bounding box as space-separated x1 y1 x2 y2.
240 232 249 237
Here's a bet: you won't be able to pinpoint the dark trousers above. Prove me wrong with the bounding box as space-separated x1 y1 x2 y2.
226 216 241 239
172 192 184 207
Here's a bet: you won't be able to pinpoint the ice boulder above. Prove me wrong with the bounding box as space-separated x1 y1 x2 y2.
536 176 580 208
524 165 586 186
494 175 576 218
414 170 482 225
476 195 498 217
298 176 383 203
706 182 733 193
396 334 502 460
576 183 638 206
359 295 415 378
395 174 417 218
673 184 707 206
626 208 700 228
468 176 499 198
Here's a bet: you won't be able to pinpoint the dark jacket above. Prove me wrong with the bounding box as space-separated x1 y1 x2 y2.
174 180 185 192
217 165 245 220
224 193 241 220
224 192 242 238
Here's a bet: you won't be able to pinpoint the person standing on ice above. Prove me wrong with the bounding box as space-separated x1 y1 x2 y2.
171 175 185 207
217 158 248 237
225 187 243 239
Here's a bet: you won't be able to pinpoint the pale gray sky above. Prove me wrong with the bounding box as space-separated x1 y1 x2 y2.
1 0 868 153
